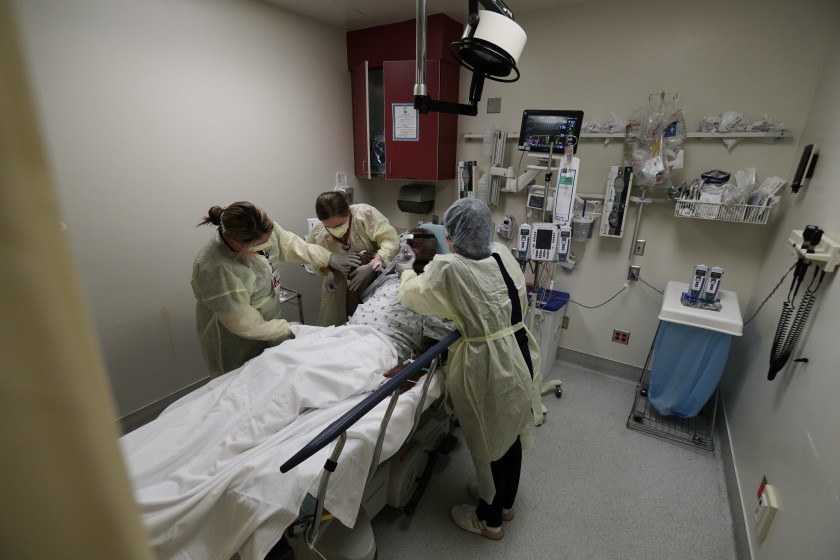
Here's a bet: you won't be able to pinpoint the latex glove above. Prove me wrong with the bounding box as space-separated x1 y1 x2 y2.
324 269 338 292
329 252 361 272
276 319 295 340
394 244 416 274
347 261 377 291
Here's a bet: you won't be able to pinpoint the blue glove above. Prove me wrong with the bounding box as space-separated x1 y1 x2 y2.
394 244 416 274
329 252 361 272
348 260 380 291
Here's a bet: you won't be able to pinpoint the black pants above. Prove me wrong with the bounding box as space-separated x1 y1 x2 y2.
475 436 522 527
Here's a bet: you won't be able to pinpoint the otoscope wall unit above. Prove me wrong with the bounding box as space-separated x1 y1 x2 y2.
789 230 840 272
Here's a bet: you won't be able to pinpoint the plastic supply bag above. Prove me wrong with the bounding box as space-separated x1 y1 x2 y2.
625 95 684 189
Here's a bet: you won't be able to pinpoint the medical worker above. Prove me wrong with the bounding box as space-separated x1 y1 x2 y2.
192 201 360 376
397 198 542 541
307 190 400 326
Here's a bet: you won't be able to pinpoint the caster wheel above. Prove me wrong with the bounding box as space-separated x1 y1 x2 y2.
555 386 563 398
633 414 643 423
639 388 648 397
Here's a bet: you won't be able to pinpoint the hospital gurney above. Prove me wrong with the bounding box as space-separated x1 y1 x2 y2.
119 324 459 560
279 329 461 560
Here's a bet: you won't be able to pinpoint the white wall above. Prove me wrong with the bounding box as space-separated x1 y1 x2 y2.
13 0 366 417
10 0 840 555
721 22 840 559
374 0 838 370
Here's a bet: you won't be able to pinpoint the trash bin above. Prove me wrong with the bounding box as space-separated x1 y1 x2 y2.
526 288 570 380
647 281 742 418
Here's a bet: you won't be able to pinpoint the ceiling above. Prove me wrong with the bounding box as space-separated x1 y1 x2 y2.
263 0 597 31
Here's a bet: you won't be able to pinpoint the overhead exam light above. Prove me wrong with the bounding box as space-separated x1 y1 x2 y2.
414 0 527 116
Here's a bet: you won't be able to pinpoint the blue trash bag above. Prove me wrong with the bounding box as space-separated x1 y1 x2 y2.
648 322 732 418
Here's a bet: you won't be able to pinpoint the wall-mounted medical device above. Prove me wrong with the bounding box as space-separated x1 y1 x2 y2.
688 264 709 299
768 225 838 380
496 214 515 240
552 158 580 226
529 222 558 261
517 110 584 154
517 223 531 260
789 228 840 272
458 160 478 198
790 144 819 194
557 226 572 262
600 166 634 238
526 185 553 211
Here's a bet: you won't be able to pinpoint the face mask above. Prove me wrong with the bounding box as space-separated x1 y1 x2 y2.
247 239 272 253
326 222 349 238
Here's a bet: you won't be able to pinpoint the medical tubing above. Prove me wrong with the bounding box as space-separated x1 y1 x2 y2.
280 329 462 473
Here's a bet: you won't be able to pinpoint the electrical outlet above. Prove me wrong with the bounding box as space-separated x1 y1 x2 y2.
612 329 630 344
562 316 569 329
634 239 646 255
628 265 640 281
754 477 778 541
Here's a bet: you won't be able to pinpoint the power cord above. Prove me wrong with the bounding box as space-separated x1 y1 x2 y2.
744 263 796 326
568 283 629 309
566 269 663 310
637 275 664 295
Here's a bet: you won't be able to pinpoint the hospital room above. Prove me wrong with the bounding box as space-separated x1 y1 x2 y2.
3 0 840 558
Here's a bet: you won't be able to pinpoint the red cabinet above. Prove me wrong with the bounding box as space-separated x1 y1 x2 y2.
347 15 462 181
383 59 459 180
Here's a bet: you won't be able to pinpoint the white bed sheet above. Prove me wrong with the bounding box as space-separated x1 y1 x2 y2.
120 324 443 560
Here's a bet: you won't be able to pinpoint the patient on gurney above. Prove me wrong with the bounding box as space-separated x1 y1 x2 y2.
348 227 449 362
120 228 448 560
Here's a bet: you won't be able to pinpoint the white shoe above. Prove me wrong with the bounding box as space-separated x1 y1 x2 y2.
467 482 515 521
450 504 504 540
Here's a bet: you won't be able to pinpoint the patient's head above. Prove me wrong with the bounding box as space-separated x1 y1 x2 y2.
407 227 437 274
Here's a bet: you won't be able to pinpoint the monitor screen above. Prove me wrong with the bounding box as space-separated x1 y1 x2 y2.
534 228 554 249
518 110 584 154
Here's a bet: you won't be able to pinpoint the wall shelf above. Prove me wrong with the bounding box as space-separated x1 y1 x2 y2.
462 131 789 140
674 200 772 224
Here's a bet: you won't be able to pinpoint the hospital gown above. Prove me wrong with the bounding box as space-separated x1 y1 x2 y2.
349 274 453 362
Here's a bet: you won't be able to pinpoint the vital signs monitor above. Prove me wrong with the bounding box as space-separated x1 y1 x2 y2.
518 109 584 154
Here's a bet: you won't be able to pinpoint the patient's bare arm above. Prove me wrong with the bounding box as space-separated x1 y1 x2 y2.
382 362 422 394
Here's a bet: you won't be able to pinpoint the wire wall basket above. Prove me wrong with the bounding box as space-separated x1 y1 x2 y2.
674 201 771 224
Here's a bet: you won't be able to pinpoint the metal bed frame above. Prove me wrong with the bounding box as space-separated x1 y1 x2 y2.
279 330 462 554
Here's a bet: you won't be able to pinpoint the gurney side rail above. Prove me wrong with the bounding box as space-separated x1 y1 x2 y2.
279 329 461 474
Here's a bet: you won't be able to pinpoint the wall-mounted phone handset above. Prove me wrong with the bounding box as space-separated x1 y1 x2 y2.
768 225 827 380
